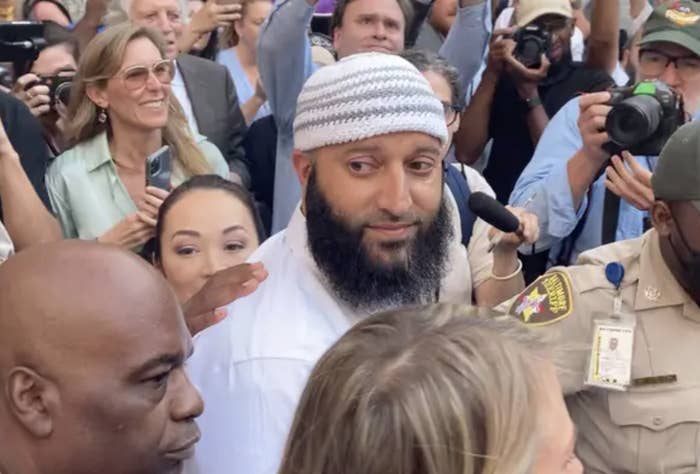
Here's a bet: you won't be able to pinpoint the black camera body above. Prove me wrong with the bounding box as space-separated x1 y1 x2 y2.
24 74 73 110
513 25 551 69
43 75 72 109
604 80 685 157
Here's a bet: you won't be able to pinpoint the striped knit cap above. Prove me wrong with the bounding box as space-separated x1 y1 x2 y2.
293 52 449 152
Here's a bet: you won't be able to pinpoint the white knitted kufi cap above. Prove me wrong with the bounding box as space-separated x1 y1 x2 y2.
293 52 449 152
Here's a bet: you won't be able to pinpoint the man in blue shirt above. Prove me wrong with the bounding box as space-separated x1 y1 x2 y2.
258 0 492 232
510 0 700 273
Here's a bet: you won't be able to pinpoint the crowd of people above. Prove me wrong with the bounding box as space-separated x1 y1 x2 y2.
1 0 699 473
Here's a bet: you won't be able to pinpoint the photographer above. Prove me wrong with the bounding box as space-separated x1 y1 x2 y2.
455 0 618 205
510 0 700 269
11 21 78 156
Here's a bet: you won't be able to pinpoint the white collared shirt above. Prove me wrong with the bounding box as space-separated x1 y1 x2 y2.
185 183 495 474
172 62 200 135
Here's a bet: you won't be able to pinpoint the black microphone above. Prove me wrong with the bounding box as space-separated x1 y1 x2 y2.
468 192 520 234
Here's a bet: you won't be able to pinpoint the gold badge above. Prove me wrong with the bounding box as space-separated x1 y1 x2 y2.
666 5 700 27
509 271 573 326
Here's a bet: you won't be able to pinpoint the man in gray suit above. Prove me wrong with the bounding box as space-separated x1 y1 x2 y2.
120 0 250 186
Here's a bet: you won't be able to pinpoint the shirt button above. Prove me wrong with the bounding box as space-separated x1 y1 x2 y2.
652 416 663 426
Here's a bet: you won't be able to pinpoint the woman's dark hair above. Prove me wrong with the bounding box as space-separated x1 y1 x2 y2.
152 175 266 262
400 49 464 109
16 21 79 77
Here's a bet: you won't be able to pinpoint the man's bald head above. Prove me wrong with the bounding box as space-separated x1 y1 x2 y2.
0 241 203 474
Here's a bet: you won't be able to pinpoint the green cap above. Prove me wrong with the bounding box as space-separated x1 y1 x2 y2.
652 120 700 212
639 1 700 57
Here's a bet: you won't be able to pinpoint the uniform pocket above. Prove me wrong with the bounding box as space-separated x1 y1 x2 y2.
607 387 700 472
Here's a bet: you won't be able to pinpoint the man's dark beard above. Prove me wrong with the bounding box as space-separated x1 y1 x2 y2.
305 169 452 314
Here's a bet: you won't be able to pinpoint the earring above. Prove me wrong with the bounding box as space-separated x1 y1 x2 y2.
97 107 107 124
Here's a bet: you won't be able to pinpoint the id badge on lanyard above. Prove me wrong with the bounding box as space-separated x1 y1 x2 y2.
585 263 636 392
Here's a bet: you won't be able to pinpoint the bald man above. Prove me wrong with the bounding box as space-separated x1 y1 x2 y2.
0 241 203 474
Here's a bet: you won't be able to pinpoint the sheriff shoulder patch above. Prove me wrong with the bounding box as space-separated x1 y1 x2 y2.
509 271 573 326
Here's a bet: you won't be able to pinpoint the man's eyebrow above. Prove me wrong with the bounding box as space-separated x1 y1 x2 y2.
134 353 182 375
412 145 442 156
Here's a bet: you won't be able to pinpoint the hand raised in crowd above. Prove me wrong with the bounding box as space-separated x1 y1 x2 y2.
489 207 540 252
486 28 517 76
190 0 242 34
605 151 654 211
139 185 170 223
577 91 613 165
12 74 51 117
183 262 268 335
97 212 155 248
82 0 110 24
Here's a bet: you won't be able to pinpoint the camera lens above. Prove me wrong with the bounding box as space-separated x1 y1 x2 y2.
55 81 71 106
519 39 542 67
606 95 662 148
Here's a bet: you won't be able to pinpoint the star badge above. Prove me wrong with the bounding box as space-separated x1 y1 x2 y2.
515 288 548 323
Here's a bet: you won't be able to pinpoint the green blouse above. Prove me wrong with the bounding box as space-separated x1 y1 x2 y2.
46 131 229 239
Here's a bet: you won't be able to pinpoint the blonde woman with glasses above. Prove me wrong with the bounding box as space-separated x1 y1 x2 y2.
46 24 229 249
280 304 583 474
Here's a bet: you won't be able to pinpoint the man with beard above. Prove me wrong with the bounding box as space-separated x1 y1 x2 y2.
184 53 539 474
260 0 491 233
499 119 700 472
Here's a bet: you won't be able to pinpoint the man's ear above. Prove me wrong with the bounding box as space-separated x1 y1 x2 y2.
7 367 57 438
292 150 313 188
651 201 673 237
85 83 109 110
332 26 342 50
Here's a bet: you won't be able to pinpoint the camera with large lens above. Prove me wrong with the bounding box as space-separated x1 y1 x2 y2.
604 80 685 157
513 25 551 69
0 22 46 62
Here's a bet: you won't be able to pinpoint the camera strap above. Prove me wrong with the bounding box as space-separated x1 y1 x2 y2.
601 188 621 245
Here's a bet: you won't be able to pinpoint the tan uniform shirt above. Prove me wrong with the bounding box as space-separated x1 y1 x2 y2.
499 229 700 473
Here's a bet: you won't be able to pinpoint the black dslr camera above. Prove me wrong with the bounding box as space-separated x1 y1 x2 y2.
25 73 73 110
604 80 685 157
513 25 551 69
0 22 46 62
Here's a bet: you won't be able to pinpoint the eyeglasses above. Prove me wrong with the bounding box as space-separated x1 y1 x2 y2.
442 101 461 127
639 49 700 81
116 59 175 91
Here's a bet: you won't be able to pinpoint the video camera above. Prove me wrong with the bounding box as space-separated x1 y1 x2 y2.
0 22 46 63
513 25 551 69
604 80 685 157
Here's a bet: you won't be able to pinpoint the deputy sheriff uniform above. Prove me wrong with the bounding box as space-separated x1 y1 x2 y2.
499 120 700 472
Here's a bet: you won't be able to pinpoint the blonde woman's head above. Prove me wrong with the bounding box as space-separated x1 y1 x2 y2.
279 304 582 474
68 23 211 177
